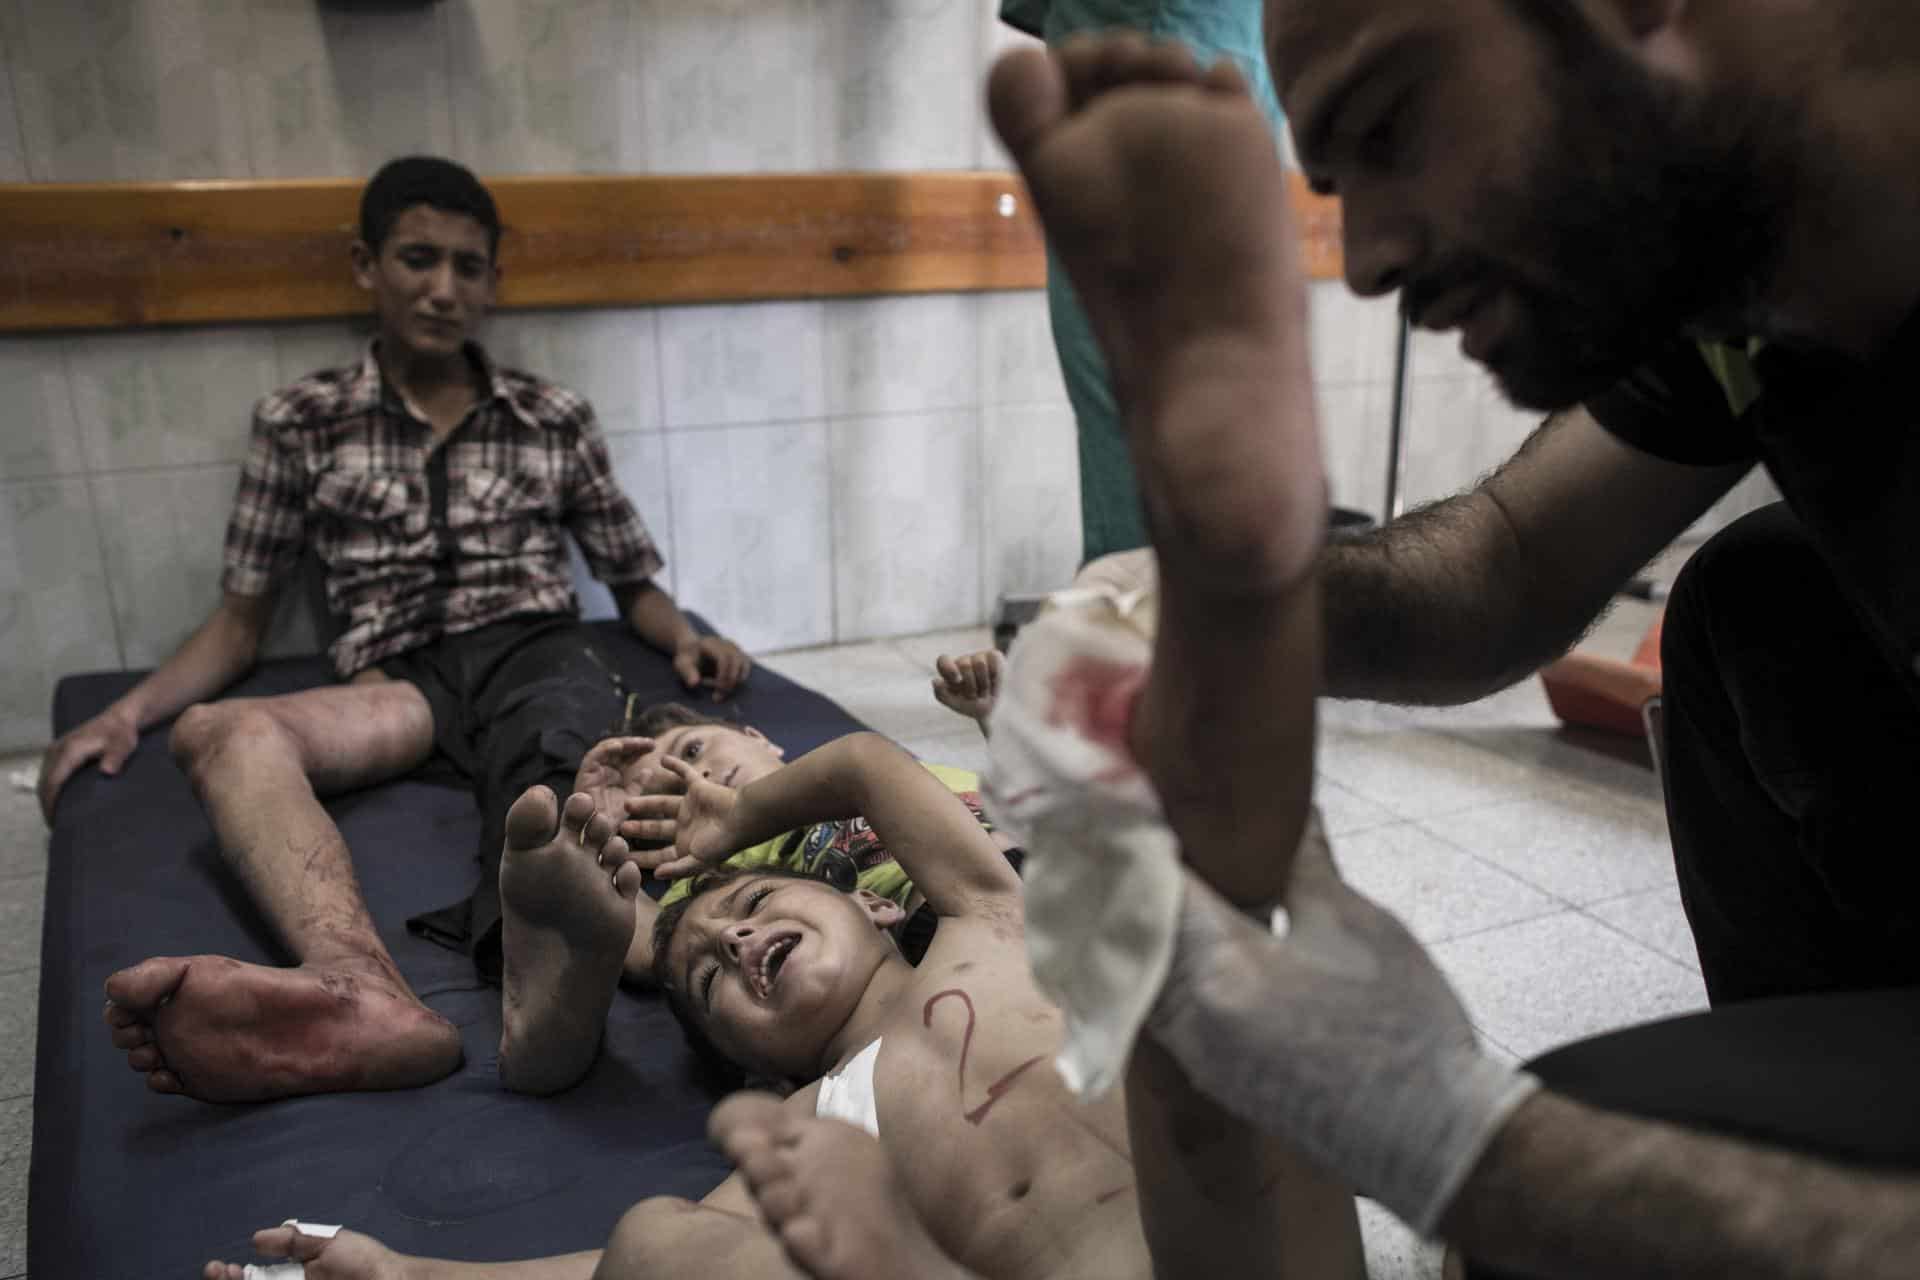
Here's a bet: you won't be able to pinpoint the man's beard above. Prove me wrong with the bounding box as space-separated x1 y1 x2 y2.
1438 14 1795 410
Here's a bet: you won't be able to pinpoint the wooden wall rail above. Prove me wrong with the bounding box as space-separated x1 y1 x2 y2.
0 171 1343 333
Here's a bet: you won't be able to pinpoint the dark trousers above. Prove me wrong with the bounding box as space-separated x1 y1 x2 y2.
1660 503 1920 1004
384 614 627 982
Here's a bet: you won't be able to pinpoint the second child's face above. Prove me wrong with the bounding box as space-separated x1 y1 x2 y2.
636 724 787 795
354 204 496 362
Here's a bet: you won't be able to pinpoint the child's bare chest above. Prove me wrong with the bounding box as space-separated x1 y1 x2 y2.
867 957 1145 1277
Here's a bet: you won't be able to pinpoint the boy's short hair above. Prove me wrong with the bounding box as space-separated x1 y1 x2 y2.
652 864 841 1084
629 700 738 739
360 156 501 259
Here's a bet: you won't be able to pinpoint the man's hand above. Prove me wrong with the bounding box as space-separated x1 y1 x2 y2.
674 635 752 701
38 707 139 824
203 1224 408 1280
627 755 743 880
932 649 1003 728
1147 821 1537 1233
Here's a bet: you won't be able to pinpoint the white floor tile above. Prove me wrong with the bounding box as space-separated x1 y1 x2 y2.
1441 725 1664 814
0 753 47 884
1431 912 1708 1061
1586 886 1702 974
0 876 42 975
0 1094 26 1277
1333 824 1559 945
1419 788 1677 906
1315 776 1396 838
897 728 992 780
1318 729 1543 822
888 626 996 674
759 642 958 743
0 971 35 1098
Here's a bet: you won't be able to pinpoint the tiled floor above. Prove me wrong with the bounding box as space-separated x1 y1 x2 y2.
0 588 1692 1279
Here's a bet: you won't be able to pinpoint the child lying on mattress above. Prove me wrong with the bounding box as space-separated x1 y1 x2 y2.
482 646 1008 1096
207 729 1361 1280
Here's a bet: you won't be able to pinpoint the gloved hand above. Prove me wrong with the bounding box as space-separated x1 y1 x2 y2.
1146 820 1539 1234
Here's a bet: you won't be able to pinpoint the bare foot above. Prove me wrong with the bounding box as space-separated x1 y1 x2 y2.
710 1092 982 1280
498 786 642 1094
204 1223 408 1279
988 35 1323 594
103 952 461 1103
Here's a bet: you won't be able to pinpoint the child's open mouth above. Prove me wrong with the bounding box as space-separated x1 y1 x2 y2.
751 932 800 1000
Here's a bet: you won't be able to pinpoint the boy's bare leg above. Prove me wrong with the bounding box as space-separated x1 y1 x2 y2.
990 35 1324 907
102 679 462 1101
991 30 1357 1277
497 786 643 1094
203 1223 599 1279
708 1093 982 1280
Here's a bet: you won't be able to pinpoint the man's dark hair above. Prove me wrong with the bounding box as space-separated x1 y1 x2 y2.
359 156 502 259
651 864 840 1087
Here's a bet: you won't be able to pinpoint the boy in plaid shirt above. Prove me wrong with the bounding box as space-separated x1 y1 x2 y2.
44 157 750 1100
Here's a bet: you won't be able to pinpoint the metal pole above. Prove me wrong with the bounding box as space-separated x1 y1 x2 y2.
1382 311 1413 522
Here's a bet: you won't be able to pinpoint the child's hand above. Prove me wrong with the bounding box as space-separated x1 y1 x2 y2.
933 649 1004 728
631 754 742 880
204 1224 406 1280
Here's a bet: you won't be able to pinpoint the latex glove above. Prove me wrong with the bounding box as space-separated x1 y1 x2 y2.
1147 822 1539 1234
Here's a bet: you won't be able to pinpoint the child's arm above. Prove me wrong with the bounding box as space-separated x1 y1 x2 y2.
638 733 1018 919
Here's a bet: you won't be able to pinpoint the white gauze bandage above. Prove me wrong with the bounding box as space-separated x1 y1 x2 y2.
242 1220 342 1280
983 579 1180 1099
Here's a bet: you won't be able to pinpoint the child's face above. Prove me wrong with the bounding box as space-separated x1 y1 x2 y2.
636 724 786 794
665 875 901 1081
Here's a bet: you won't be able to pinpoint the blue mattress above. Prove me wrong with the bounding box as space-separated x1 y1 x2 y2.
30 621 866 1278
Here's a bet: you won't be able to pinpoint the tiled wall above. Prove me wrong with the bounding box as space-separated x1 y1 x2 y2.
0 0 1771 751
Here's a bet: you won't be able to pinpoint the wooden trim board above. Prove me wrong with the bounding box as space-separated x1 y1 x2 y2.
0 170 1342 332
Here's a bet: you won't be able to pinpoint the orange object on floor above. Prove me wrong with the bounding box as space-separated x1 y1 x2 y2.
1538 608 1665 738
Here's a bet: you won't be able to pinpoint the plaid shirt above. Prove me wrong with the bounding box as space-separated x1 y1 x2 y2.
224 342 664 677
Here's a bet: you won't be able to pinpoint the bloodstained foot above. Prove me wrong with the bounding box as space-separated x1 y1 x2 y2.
103 952 461 1103
497 786 641 1094
710 1092 982 1280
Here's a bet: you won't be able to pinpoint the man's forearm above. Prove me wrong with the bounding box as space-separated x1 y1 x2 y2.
113 598 266 730
1320 492 1583 706
1442 1092 1920 1280
621 580 699 655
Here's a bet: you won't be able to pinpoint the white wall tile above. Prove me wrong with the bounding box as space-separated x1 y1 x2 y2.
832 410 982 641
634 0 821 174
657 301 826 430
1318 381 1390 521
0 28 26 181
978 289 1067 407
65 327 279 472
667 422 833 654
976 7 1042 171
445 0 640 173
825 294 981 417
89 465 235 668
0 338 86 480
271 319 372 389
982 402 1079 602
1309 282 1400 387
485 308 663 434
1398 366 1540 510
242 0 453 178
0 477 121 751
569 428 675 623
8 0 251 181
816 0 981 171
